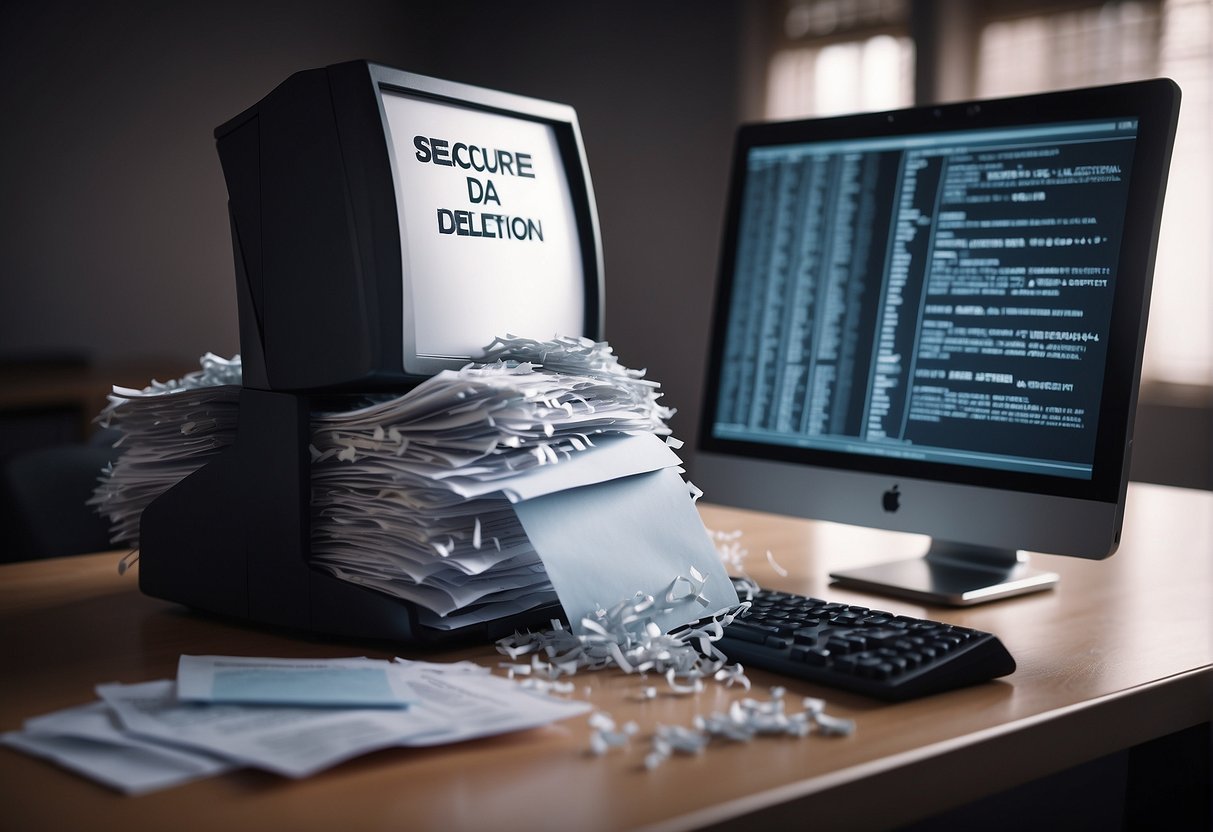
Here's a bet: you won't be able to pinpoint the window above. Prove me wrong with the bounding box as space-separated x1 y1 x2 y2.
975 0 1212 386
765 0 914 118
767 34 915 118
763 0 1213 387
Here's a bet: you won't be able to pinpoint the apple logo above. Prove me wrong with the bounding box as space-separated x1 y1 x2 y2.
882 484 901 513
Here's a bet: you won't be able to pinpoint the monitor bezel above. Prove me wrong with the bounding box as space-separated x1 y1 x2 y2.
697 79 1180 508
365 63 605 378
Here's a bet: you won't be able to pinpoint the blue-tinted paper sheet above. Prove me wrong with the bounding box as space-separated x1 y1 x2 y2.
513 467 738 635
177 656 414 708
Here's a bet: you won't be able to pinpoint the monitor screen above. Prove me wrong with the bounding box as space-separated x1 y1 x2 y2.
712 116 1136 482
380 91 585 371
695 80 1178 603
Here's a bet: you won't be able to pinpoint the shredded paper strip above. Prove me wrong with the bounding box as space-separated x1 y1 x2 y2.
496 567 753 695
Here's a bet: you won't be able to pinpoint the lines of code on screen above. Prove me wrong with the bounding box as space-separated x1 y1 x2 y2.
713 119 1138 479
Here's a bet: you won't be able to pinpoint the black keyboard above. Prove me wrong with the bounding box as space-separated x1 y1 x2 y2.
718 588 1015 701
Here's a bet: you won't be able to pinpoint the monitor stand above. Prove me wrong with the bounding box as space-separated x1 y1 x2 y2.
829 541 1059 606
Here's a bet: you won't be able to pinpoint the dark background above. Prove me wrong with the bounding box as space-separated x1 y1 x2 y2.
0 1 769 454
1 1 1207 488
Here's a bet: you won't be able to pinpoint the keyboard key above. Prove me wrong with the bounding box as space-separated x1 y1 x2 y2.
859 629 903 645
800 647 830 666
792 628 820 645
726 622 779 644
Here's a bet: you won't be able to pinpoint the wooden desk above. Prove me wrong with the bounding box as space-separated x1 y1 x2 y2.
1 483 1209 830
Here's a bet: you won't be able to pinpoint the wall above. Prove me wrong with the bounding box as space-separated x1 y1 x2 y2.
0 0 750 450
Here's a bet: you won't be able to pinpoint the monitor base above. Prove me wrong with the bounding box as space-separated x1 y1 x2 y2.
829 541 1059 606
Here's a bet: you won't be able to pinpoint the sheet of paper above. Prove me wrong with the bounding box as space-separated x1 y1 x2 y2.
513 467 739 635
391 659 591 745
443 432 682 501
1 730 229 796
4 700 233 794
97 680 442 778
176 656 415 708
23 700 233 771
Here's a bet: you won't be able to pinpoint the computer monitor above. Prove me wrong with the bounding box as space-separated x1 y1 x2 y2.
694 80 1179 605
214 60 603 392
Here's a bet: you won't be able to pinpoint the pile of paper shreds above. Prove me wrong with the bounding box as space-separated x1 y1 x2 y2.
496 585 856 764
497 583 753 696
91 337 686 629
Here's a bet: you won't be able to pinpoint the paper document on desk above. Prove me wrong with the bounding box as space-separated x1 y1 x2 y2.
96 661 589 778
2 700 233 795
3 659 591 792
391 659 590 745
97 679 442 778
176 655 416 708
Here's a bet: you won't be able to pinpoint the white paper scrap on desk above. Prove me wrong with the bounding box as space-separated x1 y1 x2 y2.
513 466 739 635
177 655 415 708
2 700 233 795
96 680 443 778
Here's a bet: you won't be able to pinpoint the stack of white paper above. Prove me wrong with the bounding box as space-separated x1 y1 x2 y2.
92 337 736 632
89 354 242 548
308 337 685 628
